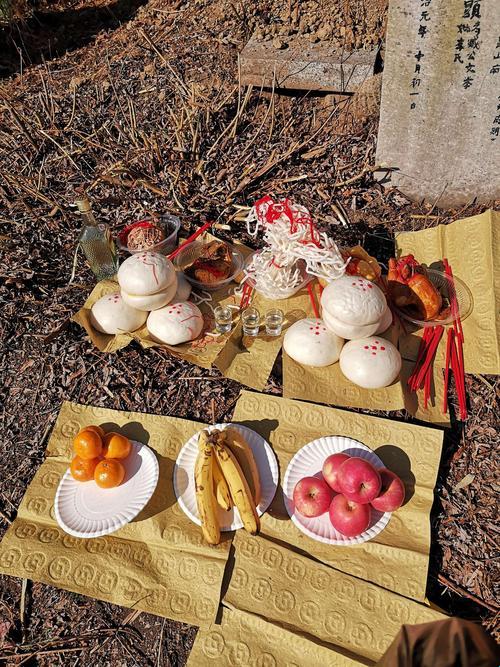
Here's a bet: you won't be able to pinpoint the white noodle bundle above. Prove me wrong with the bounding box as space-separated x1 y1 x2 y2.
244 247 303 300
243 199 348 299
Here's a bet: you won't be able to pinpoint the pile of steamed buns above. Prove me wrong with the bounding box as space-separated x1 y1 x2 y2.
283 276 402 388
293 453 405 538
90 251 204 345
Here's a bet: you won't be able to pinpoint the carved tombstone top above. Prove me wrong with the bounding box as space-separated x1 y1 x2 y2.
376 0 500 208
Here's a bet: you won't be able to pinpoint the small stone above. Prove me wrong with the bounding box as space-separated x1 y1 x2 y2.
308 32 319 43
316 25 332 41
272 37 287 49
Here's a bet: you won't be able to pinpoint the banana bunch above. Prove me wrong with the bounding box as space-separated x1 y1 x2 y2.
194 427 261 545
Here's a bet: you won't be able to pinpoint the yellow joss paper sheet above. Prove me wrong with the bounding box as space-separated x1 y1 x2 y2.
220 532 446 665
187 606 362 667
233 391 443 602
397 209 500 375
0 402 231 627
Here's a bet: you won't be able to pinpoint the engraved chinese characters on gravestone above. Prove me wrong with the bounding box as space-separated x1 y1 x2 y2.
376 0 500 207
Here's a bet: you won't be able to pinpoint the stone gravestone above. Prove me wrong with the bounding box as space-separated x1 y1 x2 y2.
376 0 500 207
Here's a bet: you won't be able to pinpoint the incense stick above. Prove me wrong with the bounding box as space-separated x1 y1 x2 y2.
442 327 454 414
443 258 467 419
307 282 319 318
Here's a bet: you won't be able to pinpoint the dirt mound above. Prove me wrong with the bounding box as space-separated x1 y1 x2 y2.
253 0 388 50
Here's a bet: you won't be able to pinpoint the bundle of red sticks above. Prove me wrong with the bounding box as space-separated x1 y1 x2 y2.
407 259 467 419
443 259 467 420
407 324 444 409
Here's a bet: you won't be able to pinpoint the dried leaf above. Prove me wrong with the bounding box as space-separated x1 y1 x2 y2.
453 474 475 492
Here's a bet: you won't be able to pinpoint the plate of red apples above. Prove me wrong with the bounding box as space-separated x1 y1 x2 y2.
283 436 406 546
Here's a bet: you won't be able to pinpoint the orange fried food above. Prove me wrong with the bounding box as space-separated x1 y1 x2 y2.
388 255 442 321
73 429 103 460
70 455 100 482
102 432 131 460
80 425 105 438
94 459 125 488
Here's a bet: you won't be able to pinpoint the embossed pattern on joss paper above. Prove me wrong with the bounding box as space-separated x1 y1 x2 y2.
274 589 296 613
98 570 118 594
48 556 72 581
202 631 225 659
229 641 251 665
26 497 49 515
0 548 22 569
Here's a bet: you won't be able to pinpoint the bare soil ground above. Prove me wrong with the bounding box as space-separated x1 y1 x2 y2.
0 1 498 664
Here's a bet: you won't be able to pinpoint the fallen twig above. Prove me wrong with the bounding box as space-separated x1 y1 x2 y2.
437 574 499 613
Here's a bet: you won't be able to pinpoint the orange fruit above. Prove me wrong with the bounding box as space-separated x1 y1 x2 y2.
102 432 131 460
80 425 105 438
73 429 103 460
70 455 100 482
94 459 125 488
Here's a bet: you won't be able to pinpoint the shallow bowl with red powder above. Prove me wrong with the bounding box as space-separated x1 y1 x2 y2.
117 215 180 255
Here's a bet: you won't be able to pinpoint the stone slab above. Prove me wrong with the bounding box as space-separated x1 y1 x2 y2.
240 34 377 92
376 0 500 207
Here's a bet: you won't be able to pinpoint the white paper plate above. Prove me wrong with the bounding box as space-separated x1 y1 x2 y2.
55 440 159 539
174 424 279 531
283 436 391 546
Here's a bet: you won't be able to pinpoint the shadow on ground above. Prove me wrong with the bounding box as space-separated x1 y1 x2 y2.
0 0 147 77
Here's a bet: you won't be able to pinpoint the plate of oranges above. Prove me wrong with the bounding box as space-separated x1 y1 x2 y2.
55 425 159 538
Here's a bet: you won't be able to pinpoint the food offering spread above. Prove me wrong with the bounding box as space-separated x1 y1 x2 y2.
76 198 474 421
54 414 410 551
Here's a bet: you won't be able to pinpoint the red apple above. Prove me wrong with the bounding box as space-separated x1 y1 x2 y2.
329 493 371 537
370 469 405 512
293 476 334 518
337 457 381 504
322 453 350 492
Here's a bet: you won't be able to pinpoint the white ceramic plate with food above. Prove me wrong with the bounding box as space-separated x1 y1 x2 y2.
174 423 279 531
55 441 159 539
283 436 391 546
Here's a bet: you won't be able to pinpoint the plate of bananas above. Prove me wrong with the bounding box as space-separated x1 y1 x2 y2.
173 424 279 544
